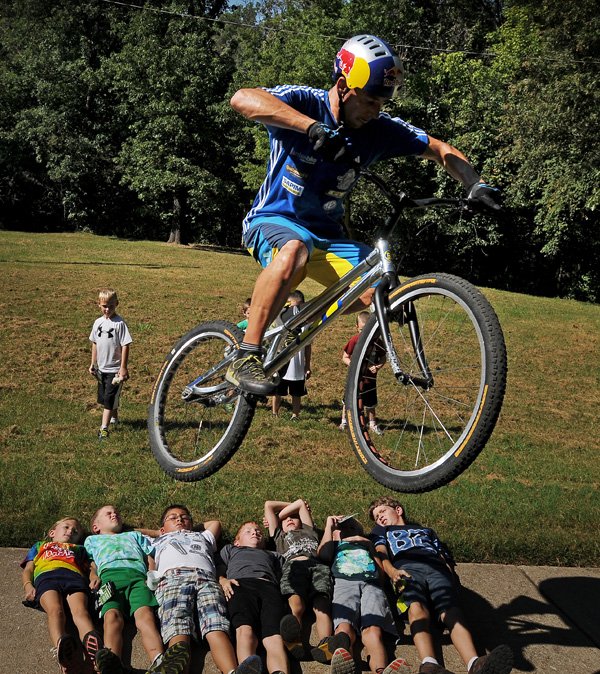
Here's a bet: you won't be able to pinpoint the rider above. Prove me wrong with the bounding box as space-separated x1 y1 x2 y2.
227 34 501 395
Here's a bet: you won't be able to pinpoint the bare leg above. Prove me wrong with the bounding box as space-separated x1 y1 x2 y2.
235 625 258 663
102 608 125 657
441 607 478 666
408 602 437 662
291 395 301 416
101 408 112 427
288 593 305 624
313 594 333 640
65 592 96 640
262 634 289 674
361 625 387 673
244 240 309 347
206 630 238 674
272 395 282 415
133 605 164 664
40 591 67 647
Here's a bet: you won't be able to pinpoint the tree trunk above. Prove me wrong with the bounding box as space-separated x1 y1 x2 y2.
167 193 185 244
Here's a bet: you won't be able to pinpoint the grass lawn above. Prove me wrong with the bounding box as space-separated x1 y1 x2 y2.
0 231 598 565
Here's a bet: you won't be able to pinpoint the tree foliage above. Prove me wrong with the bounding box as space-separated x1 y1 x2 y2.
0 0 597 299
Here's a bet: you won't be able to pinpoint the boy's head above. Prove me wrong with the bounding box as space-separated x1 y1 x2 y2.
368 497 406 527
98 289 118 319
49 517 83 544
356 311 370 332
234 521 264 548
241 297 251 318
280 515 302 532
91 505 123 535
288 290 305 307
160 504 193 534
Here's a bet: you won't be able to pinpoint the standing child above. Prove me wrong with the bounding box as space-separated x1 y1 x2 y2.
21 517 103 674
237 298 252 332
317 515 407 674
339 311 385 435
218 521 289 674
264 499 348 663
88 288 132 440
271 291 312 421
369 497 513 674
149 504 262 674
84 505 185 674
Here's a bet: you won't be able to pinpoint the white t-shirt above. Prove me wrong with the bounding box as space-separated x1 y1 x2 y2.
89 314 133 373
153 529 217 577
282 305 306 381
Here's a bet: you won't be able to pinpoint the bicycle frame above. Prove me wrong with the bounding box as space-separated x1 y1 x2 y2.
186 184 464 400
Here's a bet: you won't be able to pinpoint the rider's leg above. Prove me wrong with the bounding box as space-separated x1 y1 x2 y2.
227 240 308 396
243 239 309 347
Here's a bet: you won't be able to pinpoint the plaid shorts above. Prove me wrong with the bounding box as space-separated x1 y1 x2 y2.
155 569 229 643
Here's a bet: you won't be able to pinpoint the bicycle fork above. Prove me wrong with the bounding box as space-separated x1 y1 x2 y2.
373 242 433 390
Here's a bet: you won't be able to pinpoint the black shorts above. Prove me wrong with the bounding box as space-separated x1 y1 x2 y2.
226 578 286 639
358 375 377 409
276 378 307 397
97 371 123 409
34 569 90 609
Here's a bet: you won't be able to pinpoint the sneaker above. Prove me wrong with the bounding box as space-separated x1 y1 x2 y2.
225 353 276 396
369 423 384 435
330 648 356 674
468 645 513 674
339 421 347 431
382 658 412 674
146 642 190 674
290 414 300 422
235 654 263 674
82 630 104 673
98 428 109 441
57 634 85 674
418 663 455 674
95 649 124 674
311 633 351 664
109 417 118 426
280 614 304 659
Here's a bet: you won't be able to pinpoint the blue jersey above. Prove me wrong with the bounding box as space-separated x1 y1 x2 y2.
370 523 453 571
243 85 429 239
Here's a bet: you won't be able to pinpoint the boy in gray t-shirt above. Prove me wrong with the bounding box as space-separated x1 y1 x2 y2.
264 499 349 663
88 288 132 440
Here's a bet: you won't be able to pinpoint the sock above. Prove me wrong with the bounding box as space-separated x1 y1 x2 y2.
422 657 439 665
467 656 478 672
239 342 261 355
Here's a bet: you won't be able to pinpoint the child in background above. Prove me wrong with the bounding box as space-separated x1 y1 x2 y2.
237 298 252 332
317 515 407 674
339 311 385 435
264 499 347 663
84 505 186 674
271 291 312 421
218 521 289 674
21 517 103 674
88 288 132 440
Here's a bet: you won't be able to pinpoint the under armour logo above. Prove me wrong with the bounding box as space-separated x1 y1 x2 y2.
97 327 115 339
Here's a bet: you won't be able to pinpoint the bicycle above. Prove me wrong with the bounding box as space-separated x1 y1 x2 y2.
148 172 507 493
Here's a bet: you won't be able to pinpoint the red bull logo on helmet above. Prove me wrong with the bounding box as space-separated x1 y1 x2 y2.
382 65 403 89
337 48 371 89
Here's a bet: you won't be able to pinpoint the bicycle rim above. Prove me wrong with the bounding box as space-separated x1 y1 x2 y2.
346 275 505 491
149 322 254 479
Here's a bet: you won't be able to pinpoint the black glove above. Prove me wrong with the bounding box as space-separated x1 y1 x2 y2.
466 182 502 212
307 122 350 162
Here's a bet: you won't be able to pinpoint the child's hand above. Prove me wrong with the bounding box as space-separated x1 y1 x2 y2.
119 367 129 381
23 581 35 601
89 364 97 376
219 577 239 600
262 516 270 529
305 368 312 380
388 568 411 585
89 575 101 591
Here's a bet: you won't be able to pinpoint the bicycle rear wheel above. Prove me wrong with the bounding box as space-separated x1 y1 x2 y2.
148 321 255 481
344 273 507 492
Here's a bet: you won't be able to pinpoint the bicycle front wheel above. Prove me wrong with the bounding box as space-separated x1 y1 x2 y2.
148 321 255 481
344 273 507 493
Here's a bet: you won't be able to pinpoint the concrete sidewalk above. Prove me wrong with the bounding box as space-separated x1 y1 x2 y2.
1 548 599 674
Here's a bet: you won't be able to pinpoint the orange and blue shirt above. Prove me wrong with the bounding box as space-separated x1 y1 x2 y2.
21 541 91 582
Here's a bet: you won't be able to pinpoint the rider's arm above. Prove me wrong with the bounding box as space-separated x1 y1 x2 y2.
421 135 482 188
231 88 314 134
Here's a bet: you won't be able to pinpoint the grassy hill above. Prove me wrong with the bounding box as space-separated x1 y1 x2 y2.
1 231 598 565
